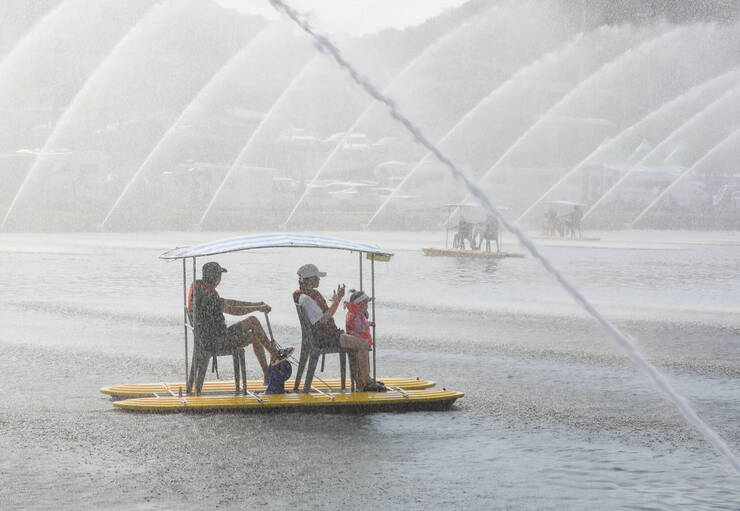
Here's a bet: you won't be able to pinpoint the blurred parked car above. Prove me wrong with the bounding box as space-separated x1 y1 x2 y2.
277 128 320 147
321 132 372 151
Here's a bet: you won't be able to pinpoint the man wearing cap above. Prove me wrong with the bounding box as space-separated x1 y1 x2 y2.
189 261 293 395
294 263 385 392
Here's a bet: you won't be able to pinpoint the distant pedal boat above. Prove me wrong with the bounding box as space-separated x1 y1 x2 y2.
422 247 524 258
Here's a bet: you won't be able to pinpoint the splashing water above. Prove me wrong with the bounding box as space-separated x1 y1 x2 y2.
582 84 740 222
268 0 740 475
517 66 740 223
632 127 740 226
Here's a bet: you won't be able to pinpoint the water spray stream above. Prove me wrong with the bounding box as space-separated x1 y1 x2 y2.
516 67 740 223
1 1 165 230
0 0 68 86
582 84 740 222
197 56 318 228
281 5 499 227
100 24 271 228
632 127 740 226
442 25 684 224
366 31 588 227
269 0 740 474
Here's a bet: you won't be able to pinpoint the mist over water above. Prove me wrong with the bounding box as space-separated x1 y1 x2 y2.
0 0 737 231
1 1 739 509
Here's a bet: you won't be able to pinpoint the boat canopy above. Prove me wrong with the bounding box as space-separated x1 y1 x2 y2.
160 232 393 260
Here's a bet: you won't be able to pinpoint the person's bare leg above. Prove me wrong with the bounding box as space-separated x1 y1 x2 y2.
251 342 269 383
340 334 369 389
239 316 277 382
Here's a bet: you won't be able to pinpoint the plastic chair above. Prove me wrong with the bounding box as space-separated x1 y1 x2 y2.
185 309 247 395
293 304 356 392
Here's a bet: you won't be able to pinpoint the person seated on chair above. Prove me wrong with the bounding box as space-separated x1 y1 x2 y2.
456 217 474 249
481 213 500 252
293 263 385 392
569 205 583 239
344 289 374 348
189 261 293 388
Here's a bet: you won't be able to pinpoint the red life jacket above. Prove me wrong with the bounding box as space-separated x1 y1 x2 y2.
344 301 372 347
293 288 340 338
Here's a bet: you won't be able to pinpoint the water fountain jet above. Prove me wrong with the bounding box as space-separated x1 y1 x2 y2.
582 84 740 222
270 0 740 475
516 66 740 223
631 127 740 226
197 56 319 228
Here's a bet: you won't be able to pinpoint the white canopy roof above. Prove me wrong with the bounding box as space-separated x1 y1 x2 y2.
160 233 392 260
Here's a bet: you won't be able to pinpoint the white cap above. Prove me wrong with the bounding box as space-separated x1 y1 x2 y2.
297 263 327 279
349 290 373 304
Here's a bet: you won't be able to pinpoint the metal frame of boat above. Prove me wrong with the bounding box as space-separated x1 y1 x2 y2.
104 232 464 412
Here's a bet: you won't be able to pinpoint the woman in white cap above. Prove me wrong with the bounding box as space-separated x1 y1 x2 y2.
293 263 385 392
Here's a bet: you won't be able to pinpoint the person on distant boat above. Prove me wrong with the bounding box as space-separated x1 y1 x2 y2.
188 261 293 395
544 207 556 236
454 217 475 249
294 263 386 392
568 205 583 239
344 289 374 348
478 213 500 252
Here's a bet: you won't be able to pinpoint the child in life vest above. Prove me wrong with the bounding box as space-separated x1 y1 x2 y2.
344 290 374 348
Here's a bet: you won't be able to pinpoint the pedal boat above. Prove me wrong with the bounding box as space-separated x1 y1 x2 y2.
422 203 524 258
103 233 463 413
422 247 524 258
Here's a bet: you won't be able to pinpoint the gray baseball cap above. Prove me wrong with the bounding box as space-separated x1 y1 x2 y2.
297 263 326 279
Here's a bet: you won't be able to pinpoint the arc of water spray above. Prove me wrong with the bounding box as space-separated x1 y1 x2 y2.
0 0 69 85
440 26 685 225
632 127 740 226
281 3 501 227
516 67 740 223
270 0 740 474
1 1 165 229
582 85 740 221
101 24 271 228
365 31 588 228
197 56 318 227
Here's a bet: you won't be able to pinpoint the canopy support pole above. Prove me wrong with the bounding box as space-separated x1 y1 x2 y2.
371 254 376 379
359 252 363 291
445 205 452 249
182 259 188 387
189 257 197 394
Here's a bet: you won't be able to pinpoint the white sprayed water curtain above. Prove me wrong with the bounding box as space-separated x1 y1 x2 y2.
268 0 740 475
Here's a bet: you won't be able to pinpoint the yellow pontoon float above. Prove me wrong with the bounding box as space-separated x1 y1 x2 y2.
422 203 524 259
102 233 463 412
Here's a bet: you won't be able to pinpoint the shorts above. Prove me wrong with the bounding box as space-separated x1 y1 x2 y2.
199 324 253 352
224 323 254 348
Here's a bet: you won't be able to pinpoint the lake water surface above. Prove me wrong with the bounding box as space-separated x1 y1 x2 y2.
1 230 739 510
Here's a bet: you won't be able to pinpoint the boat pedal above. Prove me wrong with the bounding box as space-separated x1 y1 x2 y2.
311 386 335 401
388 386 409 398
161 382 176 397
246 390 264 404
